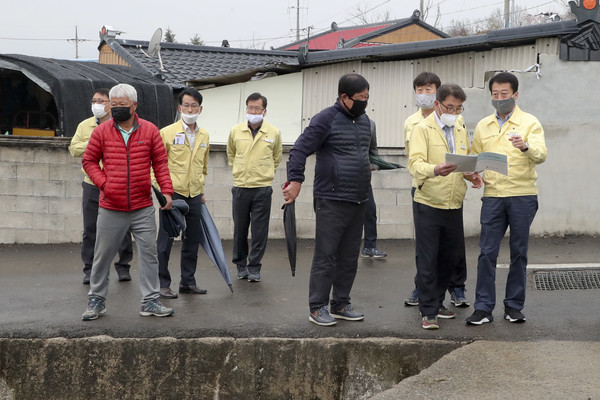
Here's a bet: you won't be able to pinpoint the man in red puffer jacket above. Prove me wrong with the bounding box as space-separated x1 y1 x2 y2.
81 83 175 321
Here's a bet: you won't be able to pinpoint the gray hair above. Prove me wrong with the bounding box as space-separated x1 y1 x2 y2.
109 83 137 102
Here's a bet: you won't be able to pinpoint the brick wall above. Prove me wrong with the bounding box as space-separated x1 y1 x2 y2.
0 137 412 244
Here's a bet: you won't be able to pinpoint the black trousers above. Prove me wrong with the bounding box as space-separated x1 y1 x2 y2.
363 185 377 249
413 202 466 318
81 181 132 276
157 193 204 288
231 186 273 274
309 198 366 311
411 187 466 292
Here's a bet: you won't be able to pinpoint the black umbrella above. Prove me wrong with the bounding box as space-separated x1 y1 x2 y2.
198 203 233 292
282 181 297 277
152 186 189 239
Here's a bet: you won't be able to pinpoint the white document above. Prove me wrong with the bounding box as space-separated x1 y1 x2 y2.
445 152 508 175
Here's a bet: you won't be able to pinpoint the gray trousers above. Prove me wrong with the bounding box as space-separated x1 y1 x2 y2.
89 206 160 304
81 181 132 275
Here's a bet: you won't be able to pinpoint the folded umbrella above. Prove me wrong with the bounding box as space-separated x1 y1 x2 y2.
152 186 189 239
198 203 233 293
282 181 297 277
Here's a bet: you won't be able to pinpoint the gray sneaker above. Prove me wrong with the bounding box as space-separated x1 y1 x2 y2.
404 288 419 306
82 296 106 321
361 248 387 258
237 266 249 280
309 306 337 326
330 304 365 321
248 272 261 282
140 299 174 317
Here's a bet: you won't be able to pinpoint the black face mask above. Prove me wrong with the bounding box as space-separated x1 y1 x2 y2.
343 97 368 117
111 106 132 123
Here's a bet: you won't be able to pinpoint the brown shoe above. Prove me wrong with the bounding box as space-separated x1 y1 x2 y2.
179 285 208 295
159 287 178 299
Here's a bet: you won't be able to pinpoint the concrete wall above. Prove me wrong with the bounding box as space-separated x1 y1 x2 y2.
0 336 460 400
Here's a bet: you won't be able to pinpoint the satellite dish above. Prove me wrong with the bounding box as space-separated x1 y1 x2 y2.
138 28 166 73
148 28 162 58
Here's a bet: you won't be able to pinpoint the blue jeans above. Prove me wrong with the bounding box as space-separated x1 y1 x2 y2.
474 196 538 312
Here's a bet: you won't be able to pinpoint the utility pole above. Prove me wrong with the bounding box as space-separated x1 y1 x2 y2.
504 0 510 28
420 0 424 19
67 25 87 59
296 0 300 41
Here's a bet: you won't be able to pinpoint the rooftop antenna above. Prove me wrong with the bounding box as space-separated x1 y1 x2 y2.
138 28 166 72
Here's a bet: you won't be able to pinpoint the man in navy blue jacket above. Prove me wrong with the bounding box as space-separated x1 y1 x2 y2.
283 73 373 326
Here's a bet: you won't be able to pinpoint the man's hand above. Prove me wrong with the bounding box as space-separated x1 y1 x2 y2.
508 134 528 151
464 172 483 189
161 194 173 210
433 163 457 177
201 194 206 203
283 181 301 205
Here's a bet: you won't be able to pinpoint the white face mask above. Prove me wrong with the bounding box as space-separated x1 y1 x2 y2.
416 93 436 110
91 103 108 119
440 113 458 127
181 112 199 125
247 113 264 125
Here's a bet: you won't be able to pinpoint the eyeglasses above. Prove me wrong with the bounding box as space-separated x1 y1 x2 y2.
440 102 464 114
350 96 369 102
91 99 109 105
246 106 264 112
181 103 200 110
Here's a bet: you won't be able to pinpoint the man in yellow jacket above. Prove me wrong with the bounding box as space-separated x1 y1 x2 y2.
409 84 482 330
403 72 470 309
157 88 210 299
227 93 282 282
69 87 132 285
466 72 547 326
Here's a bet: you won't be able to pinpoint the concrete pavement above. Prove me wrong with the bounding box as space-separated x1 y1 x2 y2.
1 235 600 398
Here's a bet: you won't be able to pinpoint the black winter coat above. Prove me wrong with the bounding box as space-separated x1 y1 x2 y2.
287 102 372 204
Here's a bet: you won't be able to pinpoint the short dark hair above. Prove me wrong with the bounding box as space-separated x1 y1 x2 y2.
338 73 370 97
413 72 441 90
94 88 110 98
178 88 203 105
488 72 519 93
436 84 467 102
246 92 267 109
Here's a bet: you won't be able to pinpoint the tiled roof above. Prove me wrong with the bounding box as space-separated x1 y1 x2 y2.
104 39 300 88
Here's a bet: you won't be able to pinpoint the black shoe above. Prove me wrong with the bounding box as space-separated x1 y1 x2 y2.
504 306 526 323
179 285 208 295
160 287 178 299
466 309 494 325
83 273 90 285
117 270 131 282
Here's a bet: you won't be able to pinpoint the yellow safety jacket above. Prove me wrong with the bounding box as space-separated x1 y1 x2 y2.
227 120 282 188
69 116 99 185
409 112 471 210
159 120 210 198
471 105 547 197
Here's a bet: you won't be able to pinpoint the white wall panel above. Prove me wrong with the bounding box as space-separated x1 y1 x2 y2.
200 73 303 144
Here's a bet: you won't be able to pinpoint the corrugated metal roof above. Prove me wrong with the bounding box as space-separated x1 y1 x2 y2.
298 20 578 65
280 13 449 51
287 25 392 50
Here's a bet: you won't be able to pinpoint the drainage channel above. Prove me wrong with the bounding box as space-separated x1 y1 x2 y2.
0 337 462 400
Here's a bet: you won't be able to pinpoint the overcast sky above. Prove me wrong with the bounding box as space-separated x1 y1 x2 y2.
0 0 570 60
